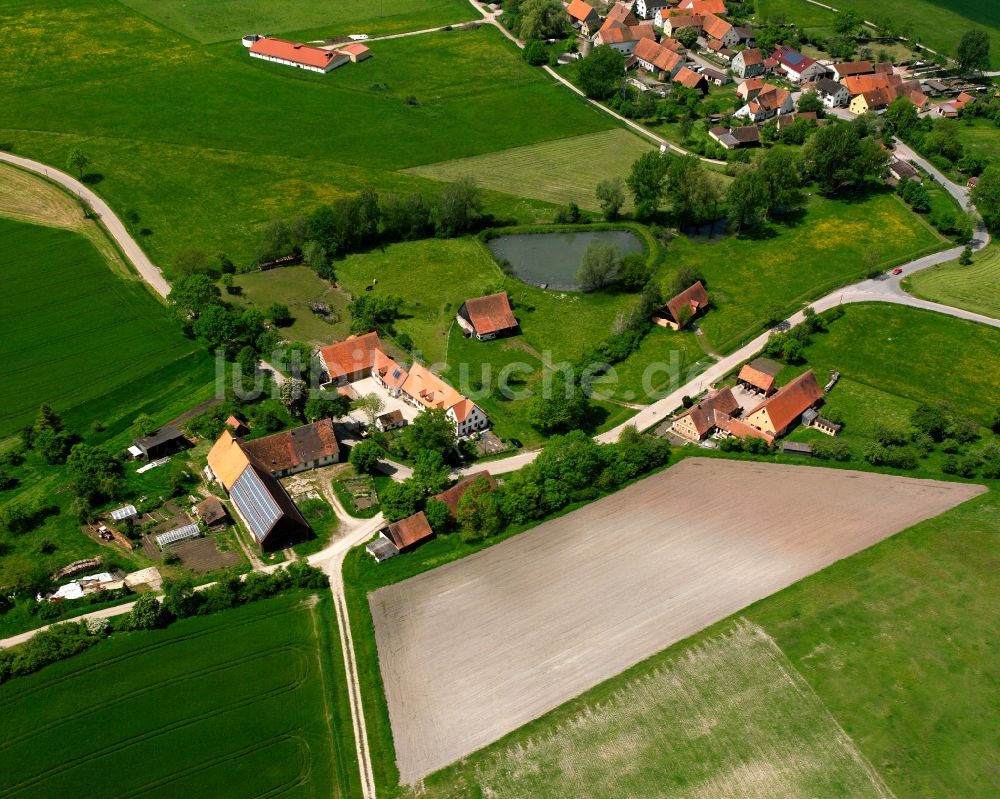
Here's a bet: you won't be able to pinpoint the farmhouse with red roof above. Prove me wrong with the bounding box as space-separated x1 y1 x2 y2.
653 281 709 330
249 37 371 73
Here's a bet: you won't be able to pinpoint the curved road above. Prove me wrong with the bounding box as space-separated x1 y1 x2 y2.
0 151 171 298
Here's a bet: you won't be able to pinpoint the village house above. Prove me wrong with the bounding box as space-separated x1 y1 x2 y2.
679 0 728 13
566 0 601 34
456 291 519 341
812 77 850 108
709 124 760 149
366 511 434 561
241 418 341 478
936 91 975 117
733 26 755 46
704 39 736 61
736 77 765 101
320 332 488 436
249 38 350 73
653 281 709 330
595 19 657 53
842 72 902 98
743 370 824 438
831 60 874 81
671 388 740 442
375 409 407 433
802 407 842 436
206 430 308 550
772 46 827 83
674 66 709 94
635 0 671 20
633 38 684 80
849 88 891 115
663 14 703 39
734 83 794 121
700 14 739 48
731 47 765 79
430 471 498 520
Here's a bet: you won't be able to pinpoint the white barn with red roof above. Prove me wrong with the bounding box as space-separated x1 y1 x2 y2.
250 38 350 73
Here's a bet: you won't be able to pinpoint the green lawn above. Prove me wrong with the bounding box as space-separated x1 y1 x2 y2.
905 243 1000 319
0 593 358 798
230 266 351 346
0 2 611 267
955 117 1000 165
672 192 944 352
0 217 215 439
782 303 1000 429
756 0 1000 68
120 0 476 43
419 622 892 798
405 129 656 212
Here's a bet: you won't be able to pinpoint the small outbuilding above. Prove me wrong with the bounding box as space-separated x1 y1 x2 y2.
195 496 229 528
132 426 186 461
375 410 407 433
653 281 709 330
430 471 497 520
737 363 776 396
456 292 519 341
367 511 434 561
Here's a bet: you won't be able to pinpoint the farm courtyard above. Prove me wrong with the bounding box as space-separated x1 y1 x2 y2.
369 457 983 783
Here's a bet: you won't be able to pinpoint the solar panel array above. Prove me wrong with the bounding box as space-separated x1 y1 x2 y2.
155 523 200 547
230 467 282 543
110 504 138 521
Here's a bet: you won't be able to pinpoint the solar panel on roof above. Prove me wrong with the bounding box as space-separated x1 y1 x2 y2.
155 523 200 547
785 51 804 64
230 468 282 543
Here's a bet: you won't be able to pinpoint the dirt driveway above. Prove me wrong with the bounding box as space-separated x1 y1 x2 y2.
369 458 984 783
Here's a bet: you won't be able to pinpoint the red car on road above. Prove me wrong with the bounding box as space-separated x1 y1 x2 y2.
891 267 904 275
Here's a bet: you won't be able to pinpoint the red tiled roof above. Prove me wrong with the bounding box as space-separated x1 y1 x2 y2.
242 419 339 474
740 48 763 66
843 73 900 96
678 388 739 436
834 60 873 77
635 38 683 73
667 14 703 30
431 472 498 519
373 349 408 391
605 0 638 26
859 88 891 109
319 332 383 381
681 0 727 13
701 13 732 41
674 66 707 90
250 38 343 69
462 292 518 336
567 0 596 22
386 511 433 550
738 364 775 393
666 281 709 323
748 370 823 433
718 416 775 443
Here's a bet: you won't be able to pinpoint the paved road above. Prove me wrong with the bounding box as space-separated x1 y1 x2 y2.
0 151 171 298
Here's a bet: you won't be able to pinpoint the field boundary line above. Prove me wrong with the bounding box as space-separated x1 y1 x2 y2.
753 623 899 799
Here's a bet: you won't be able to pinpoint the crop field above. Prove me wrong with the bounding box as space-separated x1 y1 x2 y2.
369 457 982 783
437 622 891 799
0 593 356 798
905 245 1000 319
0 1 612 267
674 192 943 352
404 129 656 212
756 0 1000 68
120 0 475 44
0 218 215 438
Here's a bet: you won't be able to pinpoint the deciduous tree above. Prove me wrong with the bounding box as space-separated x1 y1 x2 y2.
956 28 990 73
595 176 626 220
578 46 625 100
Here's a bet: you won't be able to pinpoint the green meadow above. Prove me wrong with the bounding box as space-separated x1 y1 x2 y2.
0 1 612 268
120 0 476 44
0 593 358 798
905 244 1000 320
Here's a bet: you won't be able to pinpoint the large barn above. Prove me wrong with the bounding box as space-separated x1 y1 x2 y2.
241 418 340 477
249 38 349 73
206 430 307 550
456 292 519 341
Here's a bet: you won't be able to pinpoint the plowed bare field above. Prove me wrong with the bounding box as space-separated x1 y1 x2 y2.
370 458 984 783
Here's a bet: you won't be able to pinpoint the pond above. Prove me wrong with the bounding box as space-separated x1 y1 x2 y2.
487 229 644 291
